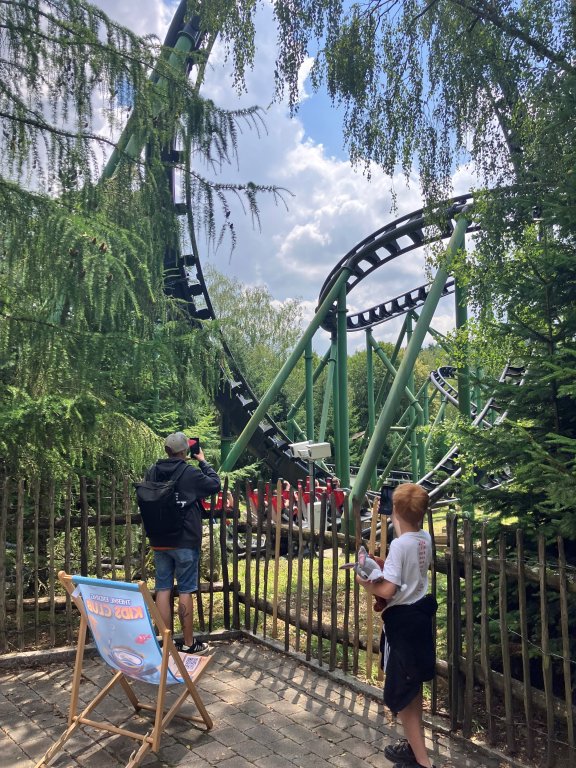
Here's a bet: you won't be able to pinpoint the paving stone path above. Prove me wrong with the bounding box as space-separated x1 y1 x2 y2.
0 639 524 768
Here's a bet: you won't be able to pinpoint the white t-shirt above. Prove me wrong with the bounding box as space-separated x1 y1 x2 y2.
383 530 432 608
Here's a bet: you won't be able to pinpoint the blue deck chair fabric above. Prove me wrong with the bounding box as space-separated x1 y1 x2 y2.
34 571 212 768
72 575 202 685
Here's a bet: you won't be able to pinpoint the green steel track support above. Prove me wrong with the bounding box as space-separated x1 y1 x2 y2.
367 330 424 416
366 331 376 488
350 213 469 505
332 333 341 478
455 280 471 419
375 415 419 491
406 314 419 480
221 267 352 471
287 348 331 422
336 284 350 488
319 342 337 443
357 318 408 456
305 341 314 440
425 396 448 452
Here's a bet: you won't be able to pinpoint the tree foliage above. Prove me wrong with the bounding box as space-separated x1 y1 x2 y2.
0 0 279 478
204 264 307 420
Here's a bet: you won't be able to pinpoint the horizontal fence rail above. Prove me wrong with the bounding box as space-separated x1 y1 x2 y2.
1 474 575 766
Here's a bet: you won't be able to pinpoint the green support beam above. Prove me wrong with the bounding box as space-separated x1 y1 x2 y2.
318 342 337 442
366 331 376 488
305 341 314 440
455 280 472 419
367 331 423 416
336 284 350 487
350 213 469 505
287 348 331 421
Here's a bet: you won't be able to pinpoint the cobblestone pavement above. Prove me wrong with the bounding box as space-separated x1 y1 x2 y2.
0 638 524 768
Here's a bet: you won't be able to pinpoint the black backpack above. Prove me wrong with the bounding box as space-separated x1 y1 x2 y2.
134 462 189 546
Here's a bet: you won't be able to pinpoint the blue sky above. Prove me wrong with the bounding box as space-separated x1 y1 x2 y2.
93 0 477 353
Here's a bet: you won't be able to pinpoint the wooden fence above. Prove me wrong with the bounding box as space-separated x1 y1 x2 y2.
1 474 575 766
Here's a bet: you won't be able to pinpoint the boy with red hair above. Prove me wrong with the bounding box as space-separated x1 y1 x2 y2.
357 483 437 768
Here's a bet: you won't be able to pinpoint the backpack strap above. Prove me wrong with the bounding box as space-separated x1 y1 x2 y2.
149 461 189 485
172 461 189 487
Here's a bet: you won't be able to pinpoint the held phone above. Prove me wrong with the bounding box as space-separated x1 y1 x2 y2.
188 437 201 456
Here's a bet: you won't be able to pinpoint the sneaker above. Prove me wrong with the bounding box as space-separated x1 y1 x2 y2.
179 639 209 655
384 739 417 763
393 764 436 768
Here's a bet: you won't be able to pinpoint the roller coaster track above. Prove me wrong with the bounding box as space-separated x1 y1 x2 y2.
418 363 525 504
142 5 503 494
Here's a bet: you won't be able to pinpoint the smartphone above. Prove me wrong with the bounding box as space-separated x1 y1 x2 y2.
188 437 201 456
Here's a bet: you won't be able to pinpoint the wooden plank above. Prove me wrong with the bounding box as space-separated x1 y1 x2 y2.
316 493 326 666
80 477 89 577
122 476 131 581
516 529 534 758
294 486 304 653
110 476 117 579
351 497 363 676
498 533 515 753
262 487 273 639
557 536 575 768
462 518 475 738
539 535 555 767
271 478 283 639
329 490 339 672
15 480 25 650
481 523 496 744
365 496 379 679
252 481 264 635
305 483 316 662
33 479 40 644
342 494 351 674
48 480 56 646
231 486 240 630
378 498 388 683
244 482 253 631
284 485 294 653
0 476 8 652
64 479 73 645
220 480 231 630
447 514 460 729
426 502 438 712
207 503 215 633
95 476 102 579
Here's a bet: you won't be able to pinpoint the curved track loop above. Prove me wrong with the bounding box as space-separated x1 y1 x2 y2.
318 194 478 333
418 363 525 504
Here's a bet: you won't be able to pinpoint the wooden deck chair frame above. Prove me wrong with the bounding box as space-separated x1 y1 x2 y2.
35 571 213 768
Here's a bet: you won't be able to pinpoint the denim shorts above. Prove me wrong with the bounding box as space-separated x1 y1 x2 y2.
153 548 199 594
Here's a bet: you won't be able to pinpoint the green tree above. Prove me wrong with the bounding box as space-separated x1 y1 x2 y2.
0 0 281 479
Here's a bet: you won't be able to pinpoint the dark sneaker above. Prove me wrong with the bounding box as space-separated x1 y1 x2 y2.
384 739 417 763
179 639 209 655
393 764 436 768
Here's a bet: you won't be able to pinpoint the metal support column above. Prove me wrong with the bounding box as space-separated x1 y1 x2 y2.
305 340 314 440
350 213 469 505
336 284 350 488
406 314 419 480
319 342 337 443
366 331 376 489
455 280 471 420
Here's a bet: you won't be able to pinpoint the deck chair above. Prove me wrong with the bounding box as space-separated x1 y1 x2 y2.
35 571 213 768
